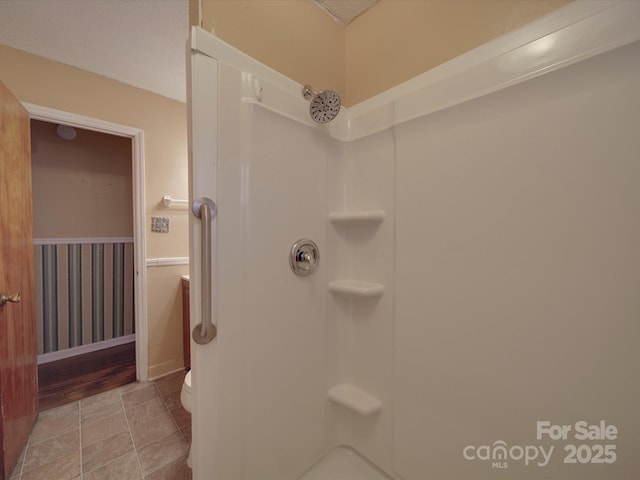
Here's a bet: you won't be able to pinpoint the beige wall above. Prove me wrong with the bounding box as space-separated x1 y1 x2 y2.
146 265 187 378
196 0 570 106
31 119 133 239
346 0 572 104
0 44 189 379
198 0 345 102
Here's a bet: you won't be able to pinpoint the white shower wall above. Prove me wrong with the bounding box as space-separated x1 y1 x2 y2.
190 60 337 478
326 129 396 471
392 39 640 479
188 3 640 479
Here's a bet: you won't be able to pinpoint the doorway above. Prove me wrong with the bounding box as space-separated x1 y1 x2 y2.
25 104 148 409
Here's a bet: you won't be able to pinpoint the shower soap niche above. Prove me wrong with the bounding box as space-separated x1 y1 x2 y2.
329 210 385 226
329 279 384 298
328 384 382 416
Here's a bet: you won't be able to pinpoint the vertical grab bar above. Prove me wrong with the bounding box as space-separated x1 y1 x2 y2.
192 197 217 344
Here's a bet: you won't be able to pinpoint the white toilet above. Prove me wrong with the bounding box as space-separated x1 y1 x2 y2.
180 370 193 468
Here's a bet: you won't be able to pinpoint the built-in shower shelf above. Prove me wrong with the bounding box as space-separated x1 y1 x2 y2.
328 384 382 416
329 210 385 226
329 280 384 299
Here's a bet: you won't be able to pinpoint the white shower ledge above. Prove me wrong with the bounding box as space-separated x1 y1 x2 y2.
329 210 385 226
329 279 384 298
328 384 382 416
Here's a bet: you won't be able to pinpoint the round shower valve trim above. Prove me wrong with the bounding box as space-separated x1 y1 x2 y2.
290 239 320 276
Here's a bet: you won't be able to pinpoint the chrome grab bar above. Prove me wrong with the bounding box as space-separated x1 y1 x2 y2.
192 197 217 344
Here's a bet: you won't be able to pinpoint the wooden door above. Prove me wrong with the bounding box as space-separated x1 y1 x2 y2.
0 81 38 479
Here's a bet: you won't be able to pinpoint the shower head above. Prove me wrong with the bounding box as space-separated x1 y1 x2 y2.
302 85 341 124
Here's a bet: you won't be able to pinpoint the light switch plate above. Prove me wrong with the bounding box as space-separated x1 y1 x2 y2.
151 216 169 233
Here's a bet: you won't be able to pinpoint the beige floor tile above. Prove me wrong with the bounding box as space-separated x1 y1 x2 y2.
22 375 197 479
80 390 122 420
153 371 185 397
83 452 142 480
40 402 79 419
22 450 80 480
122 384 160 409
23 429 79 473
144 453 192 480
137 432 188 476
125 397 168 426
179 423 192 445
119 381 152 394
30 408 79 444
80 399 124 424
82 411 129 447
10 442 27 477
82 430 134 473
161 391 182 412
31 413 80 443
170 406 191 429
129 411 177 449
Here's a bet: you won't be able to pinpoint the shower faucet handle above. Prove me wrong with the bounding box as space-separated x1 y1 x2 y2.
290 239 319 276
300 252 313 269
296 251 314 274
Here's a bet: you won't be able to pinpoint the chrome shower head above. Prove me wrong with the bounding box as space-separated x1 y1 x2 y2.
302 85 341 124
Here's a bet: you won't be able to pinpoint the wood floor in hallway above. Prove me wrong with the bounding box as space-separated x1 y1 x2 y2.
38 342 137 411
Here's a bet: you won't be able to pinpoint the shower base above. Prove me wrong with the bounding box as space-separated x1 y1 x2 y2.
299 446 392 480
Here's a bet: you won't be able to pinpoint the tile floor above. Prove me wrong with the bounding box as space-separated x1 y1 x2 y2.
10 370 191 480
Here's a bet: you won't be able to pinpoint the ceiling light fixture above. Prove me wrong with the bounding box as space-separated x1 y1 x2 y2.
56 124 77 140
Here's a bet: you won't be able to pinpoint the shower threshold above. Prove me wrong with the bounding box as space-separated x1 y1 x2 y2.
299 446 392 480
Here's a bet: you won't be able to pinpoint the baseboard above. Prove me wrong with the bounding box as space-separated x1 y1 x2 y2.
37 334 136 365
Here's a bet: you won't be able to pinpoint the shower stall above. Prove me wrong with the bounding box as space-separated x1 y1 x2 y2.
187 2 640 479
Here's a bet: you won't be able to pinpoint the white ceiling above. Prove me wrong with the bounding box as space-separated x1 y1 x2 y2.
315 0 379 24
0 0 189 102
0 0 377 104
